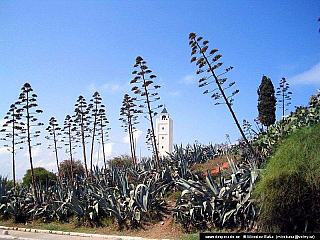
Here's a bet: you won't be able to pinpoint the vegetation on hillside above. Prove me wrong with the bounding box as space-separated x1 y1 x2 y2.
254 123 320 232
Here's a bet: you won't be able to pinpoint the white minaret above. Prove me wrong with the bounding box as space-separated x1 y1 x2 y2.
156 107 173 156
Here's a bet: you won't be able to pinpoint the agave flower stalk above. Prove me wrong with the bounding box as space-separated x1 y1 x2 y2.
189 33 254 153
130 56 163 168
0 101 25 189
120 94 139 166
18 83 44 203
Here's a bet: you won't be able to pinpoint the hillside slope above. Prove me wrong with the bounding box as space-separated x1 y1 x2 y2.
254 123 320 232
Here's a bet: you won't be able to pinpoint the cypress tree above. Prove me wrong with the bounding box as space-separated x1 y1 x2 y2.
257 76 276 128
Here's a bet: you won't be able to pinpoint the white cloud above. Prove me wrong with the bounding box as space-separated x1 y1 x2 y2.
0 147 10 155
102 83 125 92
288 62 320 85
0 119 6 127
93 142 114 163
278 64 298 72
179 74 198 85
122 129 143 144
87 83 97 93
48 151 55 157
0 119 11 132
169 91 181 97
34 159 57 171
24 146 41 157
88 82 126 94
33 147 41 157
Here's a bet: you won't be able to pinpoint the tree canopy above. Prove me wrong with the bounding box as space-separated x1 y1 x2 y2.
22 167 56 187
257 76 276 127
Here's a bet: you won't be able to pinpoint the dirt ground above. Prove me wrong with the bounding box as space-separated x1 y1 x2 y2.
191 155 235 176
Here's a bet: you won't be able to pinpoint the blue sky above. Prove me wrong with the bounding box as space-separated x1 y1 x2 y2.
0 1 319 179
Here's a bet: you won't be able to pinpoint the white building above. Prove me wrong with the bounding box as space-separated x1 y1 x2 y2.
156 107 173 156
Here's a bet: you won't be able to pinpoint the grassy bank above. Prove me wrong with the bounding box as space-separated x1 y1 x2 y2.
254 123 320 232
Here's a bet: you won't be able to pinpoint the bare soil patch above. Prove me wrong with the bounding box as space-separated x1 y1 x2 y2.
191 155 237 176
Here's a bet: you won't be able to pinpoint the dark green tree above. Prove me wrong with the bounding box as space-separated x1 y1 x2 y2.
22 167 56 187
257 76 277 128
18 83 44 203
107 154 133 170
130 56 163 168
119 94 139 166
0 101 25 188
188 33 254 153
74 95 91 178
276 77 292 120
58 159 85 181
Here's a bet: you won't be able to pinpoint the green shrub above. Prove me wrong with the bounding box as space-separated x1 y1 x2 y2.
22 167 56 187
58 160 85 180
108 154 133 169
254 123 320 232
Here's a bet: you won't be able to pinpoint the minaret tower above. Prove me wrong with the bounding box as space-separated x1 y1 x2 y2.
156 107 173 156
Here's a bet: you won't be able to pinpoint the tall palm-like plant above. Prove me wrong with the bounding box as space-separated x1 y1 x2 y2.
74 95 91 178
120 94 140 166
97 105 110 169
0 101 25 188
276 77 292 120
188 33 253 153
62 115 78 183
130 56 163 168
45 116 63 186
18 83 44 203
88 92 103 174
45 117 62 173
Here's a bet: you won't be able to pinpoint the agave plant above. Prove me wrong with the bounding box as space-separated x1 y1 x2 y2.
168 143 219 179
0 176 10 206
173 153 260 231
0 141 260 231
1 187 34 222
